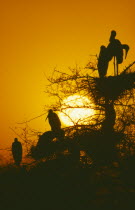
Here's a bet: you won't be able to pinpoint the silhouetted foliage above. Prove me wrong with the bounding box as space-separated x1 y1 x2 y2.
44 58 135 166
3 32 135 210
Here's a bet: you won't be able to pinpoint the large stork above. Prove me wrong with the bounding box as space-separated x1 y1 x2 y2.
106 30 129 76
97 30 129 77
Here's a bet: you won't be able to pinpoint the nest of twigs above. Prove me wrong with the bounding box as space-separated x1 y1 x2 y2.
92 72 135 102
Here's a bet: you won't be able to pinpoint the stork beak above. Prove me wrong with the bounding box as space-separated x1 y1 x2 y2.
123 45 129 59
125 48 129 59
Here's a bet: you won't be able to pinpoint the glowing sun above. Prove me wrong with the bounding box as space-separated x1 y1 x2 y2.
59 95 95 126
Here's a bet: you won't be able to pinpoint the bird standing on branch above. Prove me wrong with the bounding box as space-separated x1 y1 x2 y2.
12 138 22 166
97 30 129 77
107 30 129 76
46 109 61 132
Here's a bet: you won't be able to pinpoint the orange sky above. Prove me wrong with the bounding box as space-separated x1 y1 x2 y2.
0 0 135 154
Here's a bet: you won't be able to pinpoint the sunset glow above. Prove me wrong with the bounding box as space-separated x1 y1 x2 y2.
59 95 95 126
0 0 135 155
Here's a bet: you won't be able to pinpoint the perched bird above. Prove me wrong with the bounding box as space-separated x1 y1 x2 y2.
97 45 109 77
106 30 129 75
12 138 22 166
97 31 129 77
46 109 61 132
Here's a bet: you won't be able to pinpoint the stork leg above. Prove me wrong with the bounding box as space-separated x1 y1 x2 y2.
116 62 118 76
114 56 119 76
114 56 116 76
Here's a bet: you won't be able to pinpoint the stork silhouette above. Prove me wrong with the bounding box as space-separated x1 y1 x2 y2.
12 138 22 166
97 45 109 78
46 109 61 132
106 30 129 76
97 30 129 77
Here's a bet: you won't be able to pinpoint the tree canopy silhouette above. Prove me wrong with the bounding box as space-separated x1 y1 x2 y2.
27 31 135 166
44 57 135 165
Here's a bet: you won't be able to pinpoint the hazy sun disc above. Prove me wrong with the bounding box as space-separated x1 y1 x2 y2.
59 95 95 126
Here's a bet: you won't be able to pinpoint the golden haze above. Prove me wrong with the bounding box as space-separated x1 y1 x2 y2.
0 0 135 157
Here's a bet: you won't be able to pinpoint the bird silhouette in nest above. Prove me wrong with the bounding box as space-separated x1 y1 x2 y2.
98 30 129 77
